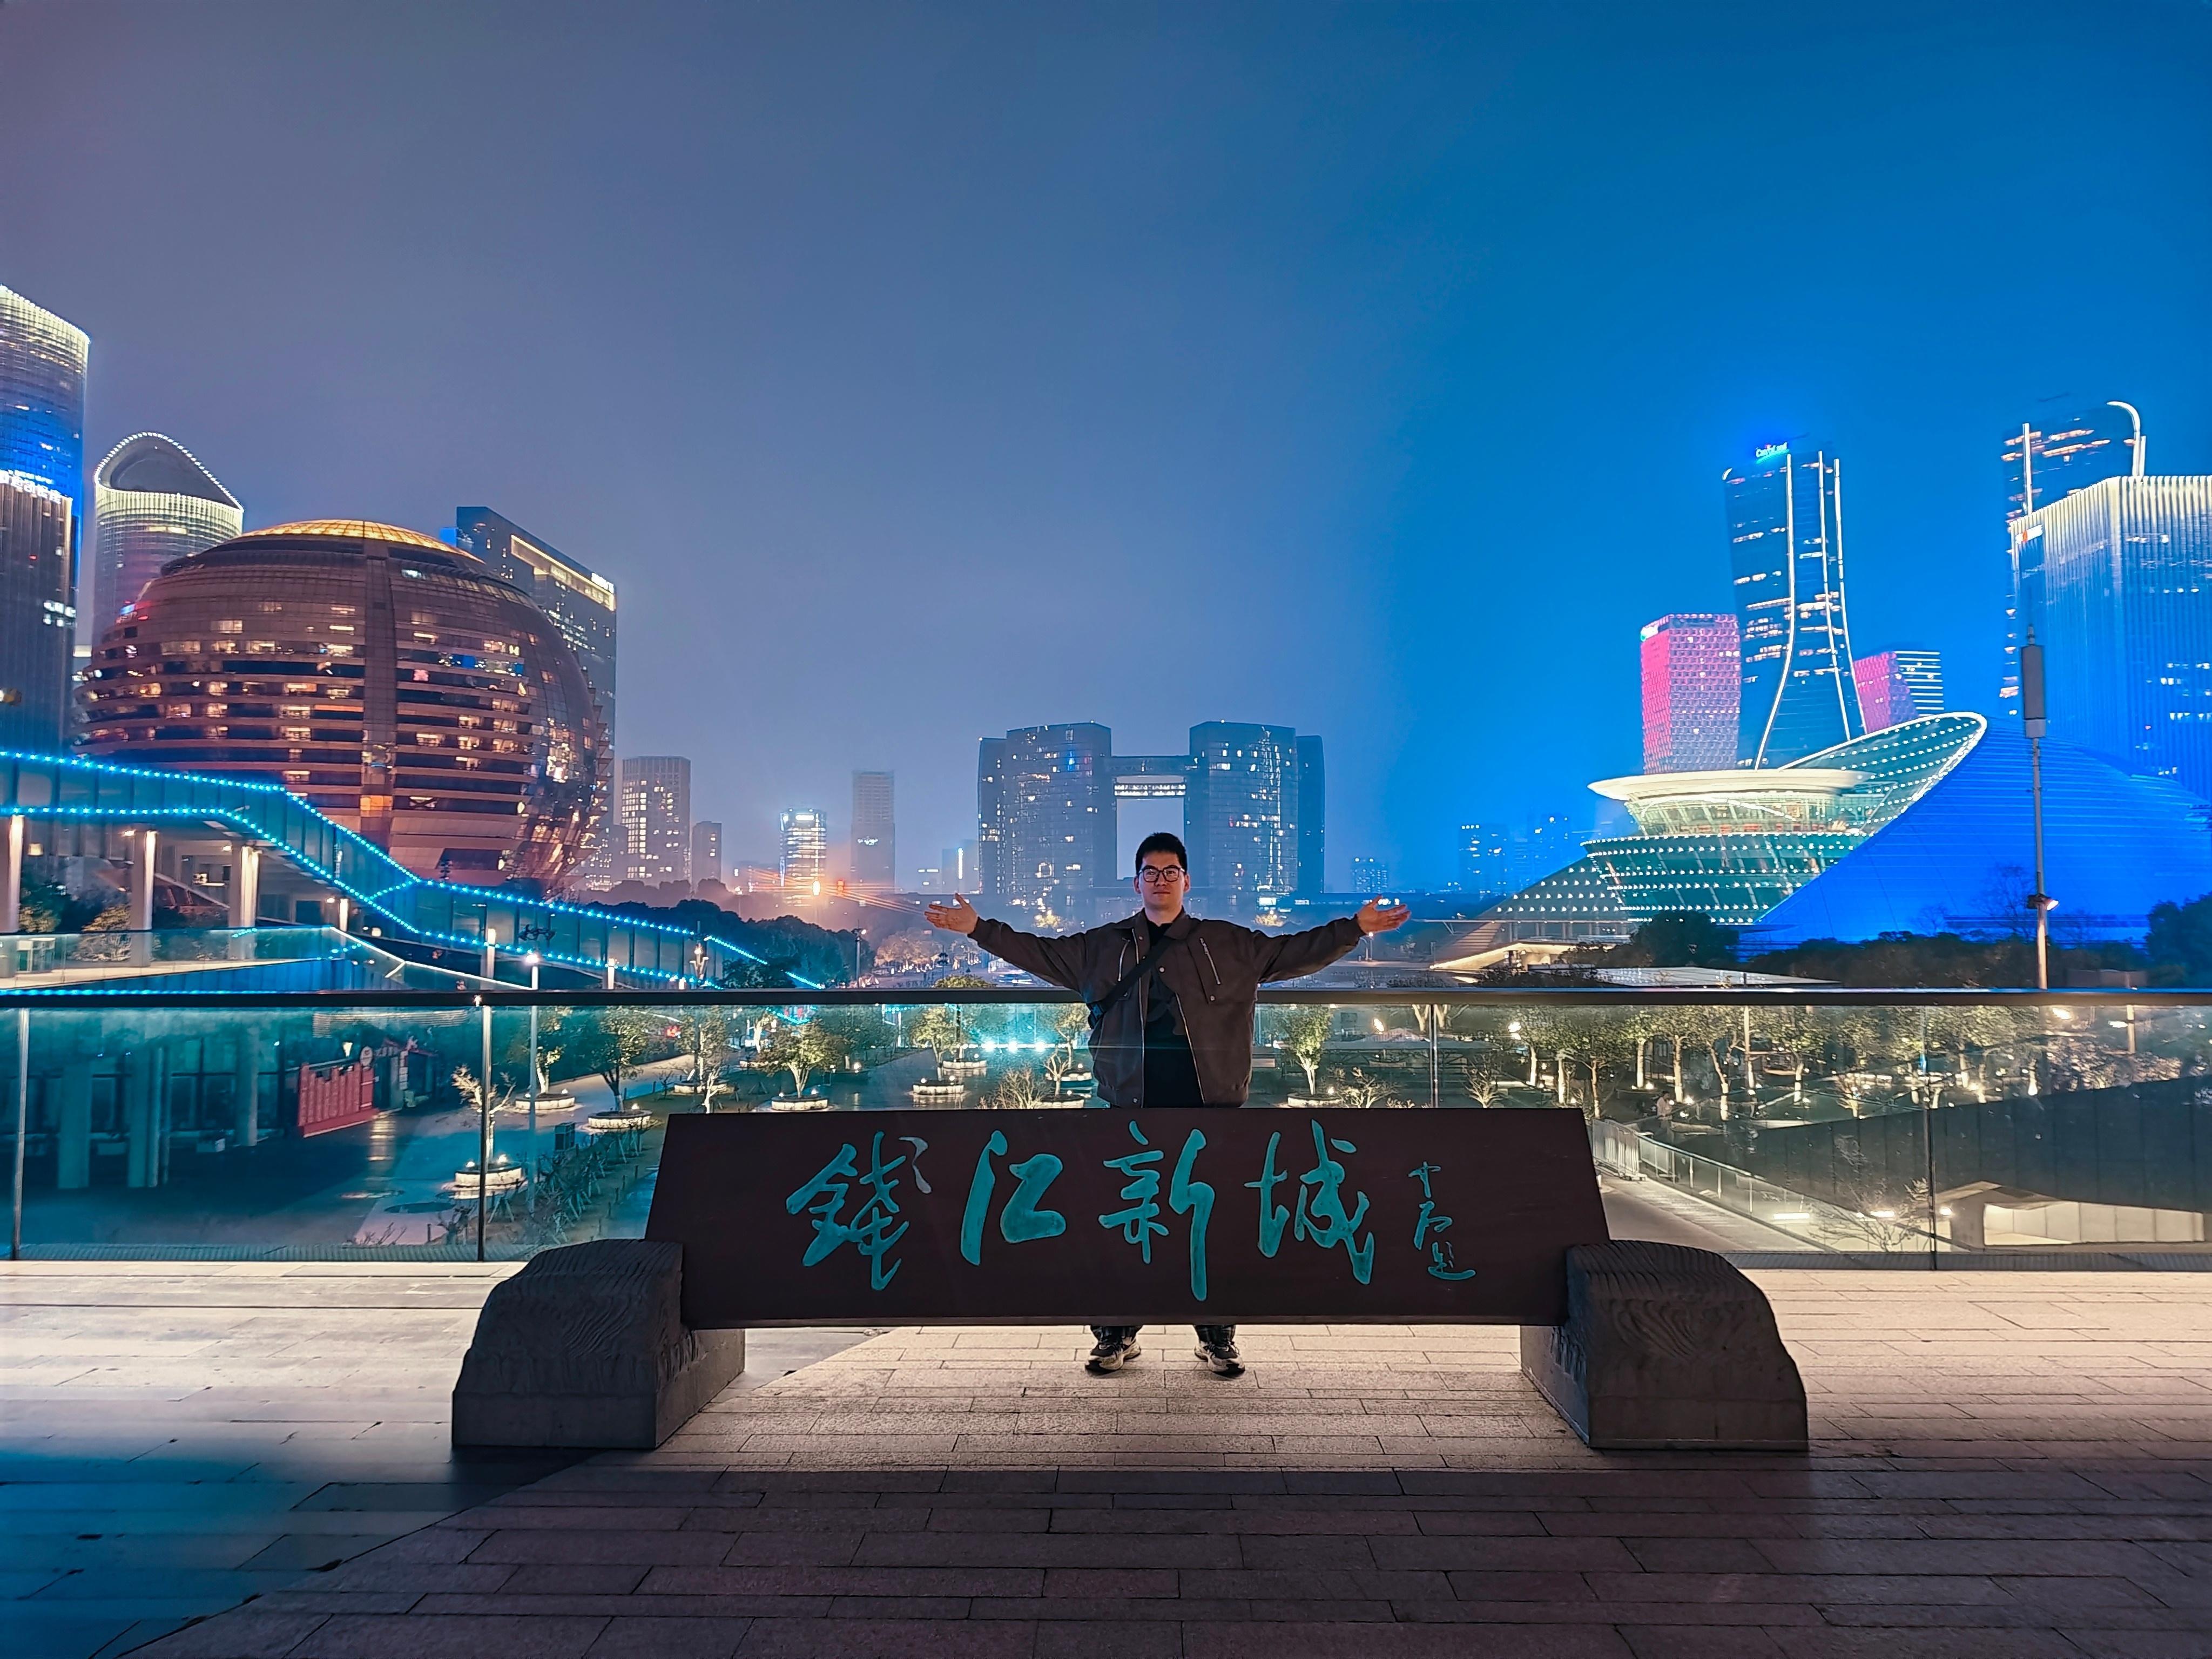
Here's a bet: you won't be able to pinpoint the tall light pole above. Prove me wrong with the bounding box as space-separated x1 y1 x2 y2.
476 995 492 1262
2022 628 2053 991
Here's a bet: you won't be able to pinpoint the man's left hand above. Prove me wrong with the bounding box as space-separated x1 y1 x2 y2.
1355 898 1413 935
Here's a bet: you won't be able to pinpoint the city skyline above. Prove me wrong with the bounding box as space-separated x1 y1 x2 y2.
3 3 2208 888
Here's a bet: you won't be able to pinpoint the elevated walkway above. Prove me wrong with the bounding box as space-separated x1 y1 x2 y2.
0 751 785 988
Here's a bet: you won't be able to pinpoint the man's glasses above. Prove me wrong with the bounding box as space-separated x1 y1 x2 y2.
1136 866 1186 885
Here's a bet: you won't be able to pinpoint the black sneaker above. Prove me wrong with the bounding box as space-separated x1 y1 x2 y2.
1085 1335 1142 1374
1195 1334 1244 1378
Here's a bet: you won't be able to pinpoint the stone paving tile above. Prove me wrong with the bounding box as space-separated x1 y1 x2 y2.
35 1257 2212 1657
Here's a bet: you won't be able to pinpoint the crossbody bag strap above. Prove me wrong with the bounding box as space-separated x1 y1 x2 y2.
1089 928 1192 1020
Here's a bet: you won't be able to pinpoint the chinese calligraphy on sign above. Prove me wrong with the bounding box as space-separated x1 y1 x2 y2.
656 1106 1607 1328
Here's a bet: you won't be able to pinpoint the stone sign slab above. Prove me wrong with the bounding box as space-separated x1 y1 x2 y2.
648 1107 1609 1327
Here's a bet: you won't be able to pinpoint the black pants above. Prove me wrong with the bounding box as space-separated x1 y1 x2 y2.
1092 1323 1235 1349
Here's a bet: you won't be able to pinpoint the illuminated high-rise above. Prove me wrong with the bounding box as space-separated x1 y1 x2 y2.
1725 440 1862 766
90 434 242 632
780 807 827 893
1639 612 1739 773
1 287 87 743
0 473 75 747
977 723 1116 918
1184 721 1300 897
1458 823 1508 898
0 286 87 536
1296 736 1325 895
2000 403 2143 714
619 756 690 884
851 770 895 887
2012 475 2212 797
1854 649 1945 733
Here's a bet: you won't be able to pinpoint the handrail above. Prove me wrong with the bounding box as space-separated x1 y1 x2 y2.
0 750 786 987
0 983 2197 1010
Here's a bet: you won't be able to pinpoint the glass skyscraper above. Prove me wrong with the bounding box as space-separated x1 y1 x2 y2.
0 286 87 532
1639 612 1739 773
1296 734 1325 896
1853 649 1945 733
2000 403 2143 715
851 770 895 888
1 287 87 745
1184 721 1301 898
2013 474 2212 799
89 433 243 634
0 474 75 748
1725 440 1862 767
977 723 1116 920
779 806 827 893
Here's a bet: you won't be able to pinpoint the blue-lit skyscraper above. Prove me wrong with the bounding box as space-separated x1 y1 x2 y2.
2013 474 2212 799
0 286 87 532
1725 439 1862 767
0 286 87 747
1999 402 2143 716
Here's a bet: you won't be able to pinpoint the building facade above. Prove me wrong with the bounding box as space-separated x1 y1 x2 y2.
455 509 619 891
1639 612 1739 772
1853 649 1945 732
1296 735 1325 895
89 434 243 635
0 286 87 539
851 770 895 888
619 756 690 885
1458 822 1508 899
780 807 827 893
2014 474 2212 798
1350 857 1390 894
2001 402 2142 714
690 820 723 886
78 521 605 884
977 723 1116 920
1 288 87 744
0 473 75 748
1184 721 1300 898
1725 440 1862 766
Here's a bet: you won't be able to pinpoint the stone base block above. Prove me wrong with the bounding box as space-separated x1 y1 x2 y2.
452 1239 745 1449
1521 1239 1806 1451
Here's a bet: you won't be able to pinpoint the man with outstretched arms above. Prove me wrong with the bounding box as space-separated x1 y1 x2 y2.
925 831 1412 1379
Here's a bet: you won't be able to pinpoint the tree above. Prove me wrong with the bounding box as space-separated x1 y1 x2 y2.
909 1004 966 1065
1603 913 1739 969
2149 893 2212 985
675 1007 733 1091
754 1015 851 1097
570 1006 663 1108
986 1066 1043 1109
1266 1004 1335 1097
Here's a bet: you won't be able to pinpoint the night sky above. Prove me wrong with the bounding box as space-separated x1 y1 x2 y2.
4 1 2208 888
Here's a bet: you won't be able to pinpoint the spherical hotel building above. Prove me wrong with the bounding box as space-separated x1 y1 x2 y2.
77 520 606 888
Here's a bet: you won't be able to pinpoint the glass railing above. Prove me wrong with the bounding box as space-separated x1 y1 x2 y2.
2 986 2205 1265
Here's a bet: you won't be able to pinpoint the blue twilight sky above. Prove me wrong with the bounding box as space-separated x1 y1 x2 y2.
3 0 2209 889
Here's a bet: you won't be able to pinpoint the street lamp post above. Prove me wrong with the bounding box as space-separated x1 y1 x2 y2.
525 953 541 1191
476 996 492 1263
2022 629 2053 991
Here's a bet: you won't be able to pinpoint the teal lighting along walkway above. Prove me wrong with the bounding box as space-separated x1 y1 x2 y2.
0 751 801 988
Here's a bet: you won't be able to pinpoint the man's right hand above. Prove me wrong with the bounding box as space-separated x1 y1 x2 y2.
925 893 981 935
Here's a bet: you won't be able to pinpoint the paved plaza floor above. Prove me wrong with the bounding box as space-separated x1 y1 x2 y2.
6 1185 2212 1657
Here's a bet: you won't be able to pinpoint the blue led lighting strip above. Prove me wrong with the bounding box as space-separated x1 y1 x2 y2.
0 751 804 988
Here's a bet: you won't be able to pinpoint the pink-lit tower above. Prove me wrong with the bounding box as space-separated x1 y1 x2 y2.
1640 613 1741 773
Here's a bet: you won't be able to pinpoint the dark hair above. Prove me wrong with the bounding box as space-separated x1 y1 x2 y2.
1134 832 1188 874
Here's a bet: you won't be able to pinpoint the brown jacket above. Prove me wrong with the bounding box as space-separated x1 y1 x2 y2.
968 910 1366 1107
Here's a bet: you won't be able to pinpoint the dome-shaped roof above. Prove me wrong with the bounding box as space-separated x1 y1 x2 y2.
237 520 458 554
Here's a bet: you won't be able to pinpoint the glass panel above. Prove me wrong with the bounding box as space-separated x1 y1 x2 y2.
2 990 2204 1266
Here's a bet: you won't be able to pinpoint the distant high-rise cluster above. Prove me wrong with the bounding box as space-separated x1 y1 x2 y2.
977 720 1324 920
1458 815 1581 901
1350 857 1390 894
690 820 723 886
1639 613 1738 773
